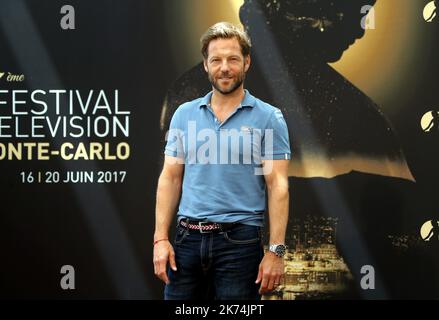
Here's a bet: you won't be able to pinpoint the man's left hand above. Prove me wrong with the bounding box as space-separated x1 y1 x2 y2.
255 252 285 294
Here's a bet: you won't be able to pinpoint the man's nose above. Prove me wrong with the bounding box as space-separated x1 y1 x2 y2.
220 60 230 72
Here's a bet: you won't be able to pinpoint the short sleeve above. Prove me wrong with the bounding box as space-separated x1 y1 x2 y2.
261 108 291 160
164 109 185 159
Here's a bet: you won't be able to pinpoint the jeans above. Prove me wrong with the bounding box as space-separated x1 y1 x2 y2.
164 222 264 300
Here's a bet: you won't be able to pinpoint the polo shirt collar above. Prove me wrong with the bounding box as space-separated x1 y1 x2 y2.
198 89 256 109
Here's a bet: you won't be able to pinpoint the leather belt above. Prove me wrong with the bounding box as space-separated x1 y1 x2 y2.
179 219 236 233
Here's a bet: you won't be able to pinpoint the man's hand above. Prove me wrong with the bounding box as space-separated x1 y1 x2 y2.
153 240 177 284
154 155 183 284
255 252 284 294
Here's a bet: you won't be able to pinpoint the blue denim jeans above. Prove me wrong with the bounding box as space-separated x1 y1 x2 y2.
164 222 264 300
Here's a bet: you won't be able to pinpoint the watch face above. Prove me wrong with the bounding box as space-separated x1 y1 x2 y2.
275 245 286 257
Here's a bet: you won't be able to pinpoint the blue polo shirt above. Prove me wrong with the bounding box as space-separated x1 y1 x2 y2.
164 89 291 227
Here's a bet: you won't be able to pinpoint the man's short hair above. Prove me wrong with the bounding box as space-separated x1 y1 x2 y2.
200 22 252 59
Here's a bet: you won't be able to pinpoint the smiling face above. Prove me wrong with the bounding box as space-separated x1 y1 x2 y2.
203 37 251 95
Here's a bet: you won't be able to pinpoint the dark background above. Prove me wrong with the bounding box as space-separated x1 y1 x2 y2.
0 0 171 299
0 0 438 299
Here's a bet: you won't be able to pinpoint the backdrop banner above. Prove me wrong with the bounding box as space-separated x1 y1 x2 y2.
0 0 438 300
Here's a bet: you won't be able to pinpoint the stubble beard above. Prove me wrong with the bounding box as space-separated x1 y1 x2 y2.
208 70 245 95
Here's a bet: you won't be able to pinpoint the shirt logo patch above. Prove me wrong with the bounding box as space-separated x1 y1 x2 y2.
241 126 253 133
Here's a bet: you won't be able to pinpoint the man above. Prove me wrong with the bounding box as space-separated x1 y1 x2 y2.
159 2 418 299
153 22 291 300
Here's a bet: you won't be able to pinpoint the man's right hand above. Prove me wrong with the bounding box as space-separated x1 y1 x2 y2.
153 240 177 284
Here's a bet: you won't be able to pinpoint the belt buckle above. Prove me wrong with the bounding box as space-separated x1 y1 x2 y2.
198 221 211 233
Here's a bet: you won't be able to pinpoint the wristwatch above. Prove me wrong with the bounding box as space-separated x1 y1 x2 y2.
269 244 287 257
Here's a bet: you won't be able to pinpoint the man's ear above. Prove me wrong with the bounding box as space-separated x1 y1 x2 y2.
203 59 208 73
244 55 251 72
